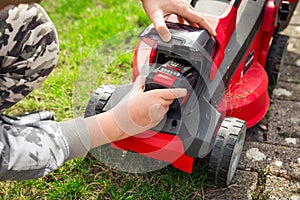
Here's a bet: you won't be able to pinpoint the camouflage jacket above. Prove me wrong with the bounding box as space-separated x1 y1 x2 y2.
0 117 90 181
0 3 91 181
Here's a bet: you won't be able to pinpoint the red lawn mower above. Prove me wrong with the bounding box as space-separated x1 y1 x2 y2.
85 0 298 187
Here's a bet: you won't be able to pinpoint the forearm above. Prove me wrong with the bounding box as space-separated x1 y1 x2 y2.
85 110 128 148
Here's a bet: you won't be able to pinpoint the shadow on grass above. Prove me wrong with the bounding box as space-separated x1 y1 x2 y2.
74 153 213 200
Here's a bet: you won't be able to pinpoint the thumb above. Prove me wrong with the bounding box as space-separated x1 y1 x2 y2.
132 76 146 91
156 88 187 100
150 13 171 42
156 24 171 42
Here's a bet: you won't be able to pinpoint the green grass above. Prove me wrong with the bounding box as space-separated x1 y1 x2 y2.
1 0 210 199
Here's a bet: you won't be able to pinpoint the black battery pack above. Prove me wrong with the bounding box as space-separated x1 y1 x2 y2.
145 60 199 110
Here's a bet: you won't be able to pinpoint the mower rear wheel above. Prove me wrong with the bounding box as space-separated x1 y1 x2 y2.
207 117 246 187
84 84 115 117
265 34 289 91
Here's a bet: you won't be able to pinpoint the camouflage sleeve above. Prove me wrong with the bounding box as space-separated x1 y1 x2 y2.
0 118 90 181
0 3 59 112
0 3 91 180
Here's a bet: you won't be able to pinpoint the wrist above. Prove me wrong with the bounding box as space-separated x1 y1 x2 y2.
85 110 128 148
101 110 129 141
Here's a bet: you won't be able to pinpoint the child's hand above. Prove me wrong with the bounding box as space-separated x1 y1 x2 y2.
111 76 187 136
86 76 187 148
141 0 217 42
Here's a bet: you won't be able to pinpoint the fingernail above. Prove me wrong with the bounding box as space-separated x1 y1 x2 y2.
161 32 171 42
178 88 187 97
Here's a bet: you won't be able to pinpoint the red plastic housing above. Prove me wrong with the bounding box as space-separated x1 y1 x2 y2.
112 0 289 173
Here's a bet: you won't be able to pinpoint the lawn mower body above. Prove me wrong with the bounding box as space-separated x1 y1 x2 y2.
85 0 298 186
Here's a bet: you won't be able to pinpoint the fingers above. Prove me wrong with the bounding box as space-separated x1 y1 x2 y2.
175 6 217 36
150 88 187 101
156 10 216 41
149 11 172 42
192 16 217 36
177 16 185 24
162 88 187 100
143 0 217 40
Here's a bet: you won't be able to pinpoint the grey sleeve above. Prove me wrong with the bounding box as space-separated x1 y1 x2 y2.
0 117 90 181
59 118 91 160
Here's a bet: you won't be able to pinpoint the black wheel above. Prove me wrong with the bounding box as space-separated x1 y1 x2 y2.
265 34 289 91
84 84 115 117
207 117 246 187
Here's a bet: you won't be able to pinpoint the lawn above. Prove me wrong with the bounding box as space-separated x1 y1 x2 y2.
0 0 211 199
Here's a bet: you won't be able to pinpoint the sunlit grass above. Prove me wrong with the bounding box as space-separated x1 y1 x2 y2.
1 0 210 199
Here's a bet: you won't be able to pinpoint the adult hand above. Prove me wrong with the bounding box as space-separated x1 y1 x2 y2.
141 0 217 42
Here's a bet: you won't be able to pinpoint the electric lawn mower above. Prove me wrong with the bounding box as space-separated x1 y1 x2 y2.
84 0 298 187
